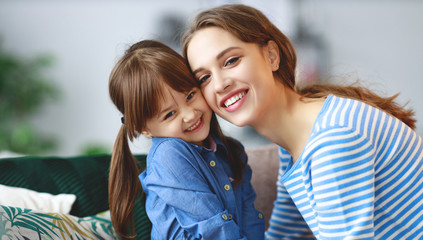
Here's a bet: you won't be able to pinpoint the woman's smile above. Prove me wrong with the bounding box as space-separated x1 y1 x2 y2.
221 89 249 112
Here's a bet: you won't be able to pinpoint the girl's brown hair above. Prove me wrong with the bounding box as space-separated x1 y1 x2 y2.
108 40 245 239
181 4 415 129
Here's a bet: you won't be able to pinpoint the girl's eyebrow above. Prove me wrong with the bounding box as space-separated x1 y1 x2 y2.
159 106 172 117
191 46 241 75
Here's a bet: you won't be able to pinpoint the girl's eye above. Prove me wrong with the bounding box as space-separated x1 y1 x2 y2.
198 75 210 85
224 57 239 67
164 111 175 120
187 91 196 101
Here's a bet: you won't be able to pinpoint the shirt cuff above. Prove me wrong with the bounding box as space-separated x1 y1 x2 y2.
182 210 247 240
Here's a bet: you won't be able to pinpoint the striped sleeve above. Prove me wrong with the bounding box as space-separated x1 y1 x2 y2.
302 96 423 239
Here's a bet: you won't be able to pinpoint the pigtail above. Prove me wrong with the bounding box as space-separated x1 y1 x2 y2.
298 84 416 130
210 114 246 186
108 124 142 239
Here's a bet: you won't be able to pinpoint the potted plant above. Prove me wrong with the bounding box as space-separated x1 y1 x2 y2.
0 42 60 155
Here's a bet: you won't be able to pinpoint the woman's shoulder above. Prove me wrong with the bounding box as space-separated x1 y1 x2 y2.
308 94 398 148
316 94 386 130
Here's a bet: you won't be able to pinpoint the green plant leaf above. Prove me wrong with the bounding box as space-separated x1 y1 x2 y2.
1 206 13 221
3 206 61 238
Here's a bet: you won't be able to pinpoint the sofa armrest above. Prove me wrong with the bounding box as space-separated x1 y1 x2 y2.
0 155 112 217
0 154 152 239
246 144 279 230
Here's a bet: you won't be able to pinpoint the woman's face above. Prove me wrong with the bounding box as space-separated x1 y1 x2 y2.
186 27 279 127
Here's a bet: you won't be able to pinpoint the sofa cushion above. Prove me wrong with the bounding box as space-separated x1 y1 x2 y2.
0 205 119 239
0 184 76 213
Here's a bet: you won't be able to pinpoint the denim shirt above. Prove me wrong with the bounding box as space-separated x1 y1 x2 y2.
139 137 265 240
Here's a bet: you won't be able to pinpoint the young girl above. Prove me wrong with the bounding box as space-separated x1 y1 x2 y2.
108 40 265 240
182 4 423 240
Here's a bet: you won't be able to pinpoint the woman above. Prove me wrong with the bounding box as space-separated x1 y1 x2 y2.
182 4 423 239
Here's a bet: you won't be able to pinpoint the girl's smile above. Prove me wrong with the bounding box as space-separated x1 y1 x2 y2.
185 116 204 132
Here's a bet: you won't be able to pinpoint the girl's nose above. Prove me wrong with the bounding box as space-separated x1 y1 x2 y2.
182 107 196 123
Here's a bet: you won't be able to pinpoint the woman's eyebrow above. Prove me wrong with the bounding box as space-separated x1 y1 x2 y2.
192 47 241 75
216 46 240 59
192 67 204 76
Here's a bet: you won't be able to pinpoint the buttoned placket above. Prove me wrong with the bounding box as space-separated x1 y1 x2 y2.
205 149 238 223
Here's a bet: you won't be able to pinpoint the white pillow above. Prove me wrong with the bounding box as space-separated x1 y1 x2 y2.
0 184 77 214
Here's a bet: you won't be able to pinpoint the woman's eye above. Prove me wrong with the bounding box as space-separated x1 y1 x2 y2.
198 75 210 85
164 111 175 120
187 91 196 101
224 57 239 67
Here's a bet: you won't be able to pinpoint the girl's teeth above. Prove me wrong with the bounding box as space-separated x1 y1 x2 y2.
187 118 201 131
224 92 245 107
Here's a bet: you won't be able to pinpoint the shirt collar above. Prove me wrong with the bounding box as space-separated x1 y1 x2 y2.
191 135 228 154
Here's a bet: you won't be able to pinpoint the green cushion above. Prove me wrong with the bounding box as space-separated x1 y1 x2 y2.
0 154 151 239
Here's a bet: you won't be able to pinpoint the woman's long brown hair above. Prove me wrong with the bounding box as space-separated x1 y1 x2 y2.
108 40 245 239
181 4 415 130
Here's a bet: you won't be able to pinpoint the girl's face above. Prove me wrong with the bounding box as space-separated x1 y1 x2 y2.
186 27 279 127
142 86 212 146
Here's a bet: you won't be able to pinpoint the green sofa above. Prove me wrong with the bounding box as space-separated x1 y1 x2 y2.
0 154 152 239
0 144 281 239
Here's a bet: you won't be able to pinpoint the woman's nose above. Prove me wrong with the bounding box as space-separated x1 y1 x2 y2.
214 73 232 93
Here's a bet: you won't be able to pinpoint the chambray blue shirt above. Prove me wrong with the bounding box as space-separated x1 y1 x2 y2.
139 137 265 240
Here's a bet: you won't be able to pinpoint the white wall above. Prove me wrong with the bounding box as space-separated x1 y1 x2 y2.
310 0 423 132
0 0 422 156
0 0 206 156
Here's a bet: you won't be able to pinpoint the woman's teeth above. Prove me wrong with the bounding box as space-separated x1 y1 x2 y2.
187 118 201 131
224 91 246 107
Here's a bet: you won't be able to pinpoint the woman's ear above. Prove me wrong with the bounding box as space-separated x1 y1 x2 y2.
266 40 280 71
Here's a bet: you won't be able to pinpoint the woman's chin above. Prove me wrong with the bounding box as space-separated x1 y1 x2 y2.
221 115 250 128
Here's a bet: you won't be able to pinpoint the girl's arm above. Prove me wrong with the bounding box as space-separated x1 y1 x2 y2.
140 138 248 240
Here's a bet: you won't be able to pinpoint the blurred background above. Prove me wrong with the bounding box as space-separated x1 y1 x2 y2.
0 0 422 157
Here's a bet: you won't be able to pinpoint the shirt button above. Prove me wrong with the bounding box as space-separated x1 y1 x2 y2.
224 184 231 191
258 213 263 219
222 214 228 220
210 160 216 167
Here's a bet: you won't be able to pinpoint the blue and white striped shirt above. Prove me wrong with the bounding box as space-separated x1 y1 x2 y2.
266 94 423 239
